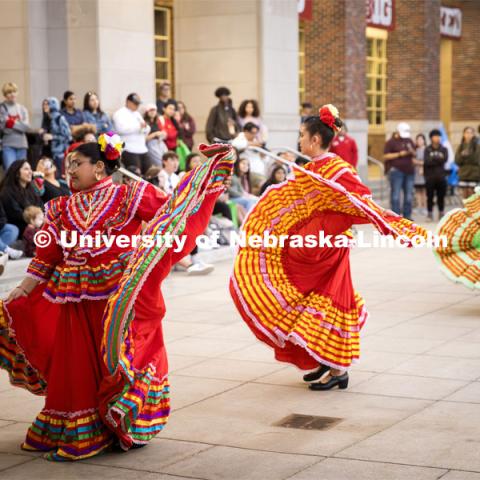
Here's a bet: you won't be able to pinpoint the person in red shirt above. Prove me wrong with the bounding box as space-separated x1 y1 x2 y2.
158 99 178 150
329 124 358 169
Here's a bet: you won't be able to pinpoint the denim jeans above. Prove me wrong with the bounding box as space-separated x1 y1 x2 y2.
230 196 257 212
2 147 28 171
389 168 415 219
0 223 19 251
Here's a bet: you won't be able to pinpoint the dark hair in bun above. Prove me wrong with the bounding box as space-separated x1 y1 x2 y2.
303 115 343 149
73 142 119 176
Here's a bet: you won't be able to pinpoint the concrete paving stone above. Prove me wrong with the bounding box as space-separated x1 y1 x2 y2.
340 401 480 471
0 388 44 423
0 374 14 393
84 438 212 473
348 373 466 400
222 343 282 364
0 423 39 456
455 327 480 343
361 335 445 355
440 472 480 480
367 301 441 315
163 321 220 341
0 458 194 480
174 358 285 382
389 355 480 381
162 445 322 480
287 457 446 480
395 292 475 304
164 383 430 457
408 313 480 328
443 383 480 403
167 337 251 358
169 375 241 411
168 354 210 373
165 309 237 325
193 323 257 341
0 454 34 472
350 350 417 373
425 340 480 359
379 323 472 341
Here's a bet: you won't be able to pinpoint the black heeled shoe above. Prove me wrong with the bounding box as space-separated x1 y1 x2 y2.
302 364 330 382
309 372 349 391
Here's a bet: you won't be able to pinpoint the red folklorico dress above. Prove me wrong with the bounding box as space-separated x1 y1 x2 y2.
0 144 234 460
230 152 427 371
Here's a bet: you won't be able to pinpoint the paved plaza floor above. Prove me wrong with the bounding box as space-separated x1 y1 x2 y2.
0 224 479 479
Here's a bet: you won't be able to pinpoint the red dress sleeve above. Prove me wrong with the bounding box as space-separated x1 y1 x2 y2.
26 198 64 282
135 182 170 222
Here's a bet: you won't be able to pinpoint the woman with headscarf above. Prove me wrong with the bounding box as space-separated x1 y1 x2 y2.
41 97 72 177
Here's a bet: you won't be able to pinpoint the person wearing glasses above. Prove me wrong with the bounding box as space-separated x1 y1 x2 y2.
1 133 232 461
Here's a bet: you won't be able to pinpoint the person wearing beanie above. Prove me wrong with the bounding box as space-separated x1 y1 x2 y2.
205 86 240 143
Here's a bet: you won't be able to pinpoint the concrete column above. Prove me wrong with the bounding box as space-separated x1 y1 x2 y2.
174 0 299 148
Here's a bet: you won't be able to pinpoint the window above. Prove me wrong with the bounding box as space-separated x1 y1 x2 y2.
299 23 306 106
154 2 173 99
366 27 387 132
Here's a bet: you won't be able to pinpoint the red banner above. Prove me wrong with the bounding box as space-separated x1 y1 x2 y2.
366 0 395 31
298 0 312 21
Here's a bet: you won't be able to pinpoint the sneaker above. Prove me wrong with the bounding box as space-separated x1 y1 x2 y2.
0 252 8 276
426 212 433 222
187 262 214 276
5 246 24 260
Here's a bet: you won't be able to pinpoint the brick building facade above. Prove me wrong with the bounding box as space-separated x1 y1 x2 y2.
301 0 480 171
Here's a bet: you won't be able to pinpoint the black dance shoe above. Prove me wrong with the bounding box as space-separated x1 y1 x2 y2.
302 364 331 382
309 372 349 391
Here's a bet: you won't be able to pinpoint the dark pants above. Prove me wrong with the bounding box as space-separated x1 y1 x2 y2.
122 151 151 175
425 177 447 213
213 200 232 220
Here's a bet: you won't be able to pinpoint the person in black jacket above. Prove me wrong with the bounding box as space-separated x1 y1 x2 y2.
0 159 44 236
424 129 448 220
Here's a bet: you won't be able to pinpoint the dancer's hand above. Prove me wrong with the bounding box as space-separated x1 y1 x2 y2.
7 286 28 302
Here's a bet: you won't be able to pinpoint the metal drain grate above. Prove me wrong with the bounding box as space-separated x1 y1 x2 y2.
274 414 343 431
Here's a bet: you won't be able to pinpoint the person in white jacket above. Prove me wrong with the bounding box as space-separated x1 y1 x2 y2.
113 93 151 174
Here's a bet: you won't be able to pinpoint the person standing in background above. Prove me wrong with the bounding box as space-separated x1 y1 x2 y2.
61 91 93 137
413 133 427 216
83 91 113 135
0 83 32 171
176 101 196 151
423 129 448 221
205 87 240 143
41 97 72 177
113 93 151 175
455 126 480 199
329 124 358 169
156 82 177 114
384 122 416 220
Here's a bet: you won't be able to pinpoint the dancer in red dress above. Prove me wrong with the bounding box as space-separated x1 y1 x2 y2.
0 133 233 460
230 105 427 391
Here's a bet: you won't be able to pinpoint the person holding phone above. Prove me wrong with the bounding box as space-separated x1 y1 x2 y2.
383 122 416 220
34 156 71 202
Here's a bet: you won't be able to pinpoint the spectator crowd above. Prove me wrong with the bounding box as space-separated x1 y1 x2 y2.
0 80 477 274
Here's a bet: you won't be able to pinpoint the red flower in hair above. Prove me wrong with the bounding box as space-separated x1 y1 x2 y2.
319 107 335 130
